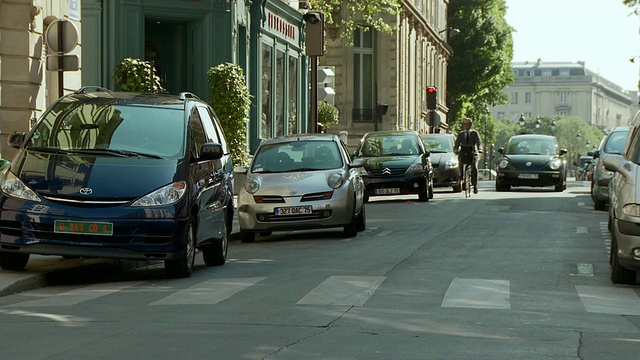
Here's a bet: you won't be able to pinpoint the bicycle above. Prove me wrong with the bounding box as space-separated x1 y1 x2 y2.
463 162 473 198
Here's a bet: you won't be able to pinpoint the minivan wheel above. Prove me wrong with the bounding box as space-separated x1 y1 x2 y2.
0 252 30 271
203 214 229 266
610 240 637 285
165 217 196 278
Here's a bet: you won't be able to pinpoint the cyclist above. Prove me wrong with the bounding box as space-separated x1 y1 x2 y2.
454 117 483 194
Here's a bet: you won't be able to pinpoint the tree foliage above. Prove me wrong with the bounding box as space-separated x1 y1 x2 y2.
113 58 165 93
308 0 400 44
447 0 515 130
317 101 340 131
208 63 251 167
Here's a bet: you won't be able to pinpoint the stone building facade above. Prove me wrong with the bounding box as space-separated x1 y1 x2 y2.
491 60 638 131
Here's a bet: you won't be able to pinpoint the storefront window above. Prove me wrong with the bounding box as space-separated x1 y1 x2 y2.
276 50 285 136
288 54 298 134
261 44 273 139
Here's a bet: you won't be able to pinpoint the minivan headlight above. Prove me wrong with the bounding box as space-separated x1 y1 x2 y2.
131 181 186 207
445 157 459 170
1 172 41 202
405 163 424 173
549 158 562 170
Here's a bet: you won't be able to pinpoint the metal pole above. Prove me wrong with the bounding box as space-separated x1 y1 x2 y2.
310 56 318 133
57 21 64 98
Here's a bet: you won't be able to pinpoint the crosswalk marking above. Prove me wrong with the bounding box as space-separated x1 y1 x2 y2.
150 277 265 305
3 281 145 307
442 278 510 309
296 276 385 306
576 286 640 315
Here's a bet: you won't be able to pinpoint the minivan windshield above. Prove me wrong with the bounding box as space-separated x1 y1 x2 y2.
27 102 185 159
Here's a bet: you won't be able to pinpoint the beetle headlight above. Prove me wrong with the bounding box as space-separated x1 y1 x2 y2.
245 176 260 194
327 173 345 189
497 159 509 169
1 172 41 202
549 158 562 170
132 181 186 207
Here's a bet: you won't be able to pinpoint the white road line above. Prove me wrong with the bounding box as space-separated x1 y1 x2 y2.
573 263 594 277
4 281 145 307
375 230 394 237
441 278 510 309
150 277 265 305
576 286 640 315
576 226 588 234
297 276 385 306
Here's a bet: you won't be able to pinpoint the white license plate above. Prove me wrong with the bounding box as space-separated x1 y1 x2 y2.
274 206 313 216
375 188 400 195
518 173 539 179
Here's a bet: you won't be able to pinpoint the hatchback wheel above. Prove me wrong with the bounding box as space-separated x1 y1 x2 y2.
343 203 358 237
610 239 637 285
165 216 196 278
0 252 30 271
203 214 229 266
356 204 366 232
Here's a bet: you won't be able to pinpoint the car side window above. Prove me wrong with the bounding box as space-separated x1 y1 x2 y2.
208 108 230 155
196 106 218 144
626 127 640 164
189 107 207 159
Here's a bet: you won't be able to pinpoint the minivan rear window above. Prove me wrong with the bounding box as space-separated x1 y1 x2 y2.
27 103 185 159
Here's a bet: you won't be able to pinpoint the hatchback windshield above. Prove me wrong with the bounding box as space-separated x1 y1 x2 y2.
506 137 557 155
27 102 185 159
421 136 453 153
251 140 343 173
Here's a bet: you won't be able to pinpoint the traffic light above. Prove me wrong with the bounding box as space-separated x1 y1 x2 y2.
426 86 437 110
303 12 324 56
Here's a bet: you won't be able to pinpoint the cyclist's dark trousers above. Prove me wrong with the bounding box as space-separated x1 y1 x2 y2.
460 157 479 188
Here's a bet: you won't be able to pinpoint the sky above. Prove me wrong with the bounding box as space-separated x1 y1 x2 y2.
504 0 639 91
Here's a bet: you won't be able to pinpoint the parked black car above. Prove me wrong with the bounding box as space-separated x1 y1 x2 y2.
354 130 433 202
495 134 567 192
0 88 234 278
420 133 462 192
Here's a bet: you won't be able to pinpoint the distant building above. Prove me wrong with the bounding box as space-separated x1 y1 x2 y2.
491 60 638 131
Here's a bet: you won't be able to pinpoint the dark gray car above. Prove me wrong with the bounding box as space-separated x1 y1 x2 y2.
591 126 629 210
420 133 462 192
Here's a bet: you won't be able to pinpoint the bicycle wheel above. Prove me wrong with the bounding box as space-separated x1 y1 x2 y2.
464 165 472 198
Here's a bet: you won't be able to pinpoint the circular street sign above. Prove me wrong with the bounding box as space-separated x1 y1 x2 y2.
45 19 78 54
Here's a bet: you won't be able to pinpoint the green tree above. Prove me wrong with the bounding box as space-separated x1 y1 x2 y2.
447 0 515 130
317 101 340 132
309 0 400 44
113 58 165 93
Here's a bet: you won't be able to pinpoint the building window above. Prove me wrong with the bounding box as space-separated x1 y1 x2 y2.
560 92 567 103
511 92 518 104
560 70 570 76
497 112 505 119
525 92 531 103
558 111 569 116
288 54 298 134
524 70 532 76
261 44 273 139
543 70 551 76
353 27 374 122
275 50 285 136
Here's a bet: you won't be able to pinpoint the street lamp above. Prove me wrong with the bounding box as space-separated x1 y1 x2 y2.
484 105 490 171
518 113 525 127
535 117 541 129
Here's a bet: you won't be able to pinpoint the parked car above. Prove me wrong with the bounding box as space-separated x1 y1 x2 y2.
495 134 567 192
236 134 366 243
420 133 462 192
575 155 593 181
590 126 630 211
604 110 640 284
353 130 433 202
0 88 234 278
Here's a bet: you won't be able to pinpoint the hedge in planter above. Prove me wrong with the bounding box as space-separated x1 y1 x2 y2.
208 63 251 167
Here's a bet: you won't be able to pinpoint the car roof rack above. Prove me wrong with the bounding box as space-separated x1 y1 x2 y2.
179 92 200 100
75 86 112 94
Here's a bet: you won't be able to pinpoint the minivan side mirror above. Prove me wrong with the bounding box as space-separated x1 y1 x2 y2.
603 154 628 175
8 132 25 149
200 143 223 161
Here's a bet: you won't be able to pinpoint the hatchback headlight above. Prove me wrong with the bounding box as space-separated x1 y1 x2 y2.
549 158 562 170
1 172 41 202
445 157 459 170
245 176 260 194
356 167 369 176
622 204 640 218
327 173 345 189
405 163 424 173
497 159 509 169
131 181 186 207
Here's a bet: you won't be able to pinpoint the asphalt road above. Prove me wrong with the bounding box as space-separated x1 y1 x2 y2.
0 180 638 360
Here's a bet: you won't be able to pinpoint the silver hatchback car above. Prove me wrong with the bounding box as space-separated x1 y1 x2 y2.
236 134 366 242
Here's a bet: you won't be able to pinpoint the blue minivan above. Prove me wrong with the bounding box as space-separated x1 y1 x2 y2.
0 88 234 277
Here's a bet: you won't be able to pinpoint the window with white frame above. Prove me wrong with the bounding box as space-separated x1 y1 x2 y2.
525 92 531 103
511 92 518 104
560 92 567 102
353 27 374 116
